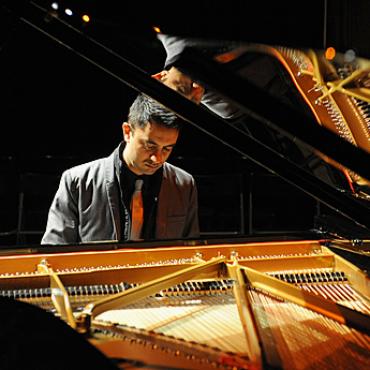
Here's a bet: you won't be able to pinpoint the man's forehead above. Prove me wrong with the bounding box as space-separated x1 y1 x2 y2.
142 124 179 146
165 68 193 84
163 68 196 95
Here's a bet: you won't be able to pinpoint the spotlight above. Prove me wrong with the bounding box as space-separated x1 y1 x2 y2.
325 47 336 61
65 8 73 16
82 14 90 23
153 26 161 34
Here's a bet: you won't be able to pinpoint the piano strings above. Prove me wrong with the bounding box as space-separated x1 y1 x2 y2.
250 290 370 369
0 240 368 369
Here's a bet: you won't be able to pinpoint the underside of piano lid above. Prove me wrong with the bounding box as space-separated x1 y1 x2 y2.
171 39 370 240
0 238 368 369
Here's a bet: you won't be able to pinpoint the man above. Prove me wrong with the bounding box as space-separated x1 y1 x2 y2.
156 33 243 120
41 93 199 245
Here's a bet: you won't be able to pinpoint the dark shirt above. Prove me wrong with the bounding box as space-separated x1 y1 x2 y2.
114 143 162 240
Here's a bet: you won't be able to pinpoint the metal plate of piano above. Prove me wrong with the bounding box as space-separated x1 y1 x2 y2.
0 238 368 369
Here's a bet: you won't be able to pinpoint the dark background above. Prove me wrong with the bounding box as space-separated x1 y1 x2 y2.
1 0 369 245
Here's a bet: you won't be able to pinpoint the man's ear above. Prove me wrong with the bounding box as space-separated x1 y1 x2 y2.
192 82 205 104
152 70 168 81
122 122 132 142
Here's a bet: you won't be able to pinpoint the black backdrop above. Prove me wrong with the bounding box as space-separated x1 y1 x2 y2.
2 0 370 157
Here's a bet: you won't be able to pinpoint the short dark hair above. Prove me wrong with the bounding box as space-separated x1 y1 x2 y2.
157 34 239 69
128 94 184 130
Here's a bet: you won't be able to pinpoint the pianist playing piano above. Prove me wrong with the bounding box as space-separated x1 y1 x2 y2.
41 92 200 245
40 34 251 246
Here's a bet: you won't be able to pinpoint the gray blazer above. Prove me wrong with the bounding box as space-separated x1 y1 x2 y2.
41 145 199 245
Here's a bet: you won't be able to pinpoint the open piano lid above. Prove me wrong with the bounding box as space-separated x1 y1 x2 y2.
173 45 370 239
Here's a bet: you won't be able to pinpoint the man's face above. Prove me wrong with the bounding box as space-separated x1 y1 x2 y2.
122 121 179 175
152 67 204 104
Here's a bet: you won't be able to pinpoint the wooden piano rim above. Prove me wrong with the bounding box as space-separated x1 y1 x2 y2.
0 239 327 275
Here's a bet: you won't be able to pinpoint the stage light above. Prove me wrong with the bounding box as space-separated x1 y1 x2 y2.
65 8 73 16
153 26 161 34
82 14 90 23
51 2 58 10
325 47 336 60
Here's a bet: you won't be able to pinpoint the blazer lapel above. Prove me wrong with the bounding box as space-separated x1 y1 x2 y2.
156 164 169 238
104 150 121 241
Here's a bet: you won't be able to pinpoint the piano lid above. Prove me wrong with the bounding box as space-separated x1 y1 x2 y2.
2 0 370 242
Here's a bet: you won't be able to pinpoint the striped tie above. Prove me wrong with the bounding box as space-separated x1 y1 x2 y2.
130 179 144 240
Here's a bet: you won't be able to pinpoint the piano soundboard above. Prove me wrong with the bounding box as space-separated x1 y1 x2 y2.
0 239 368 369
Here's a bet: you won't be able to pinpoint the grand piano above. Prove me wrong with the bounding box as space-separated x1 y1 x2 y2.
0 1 369 369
